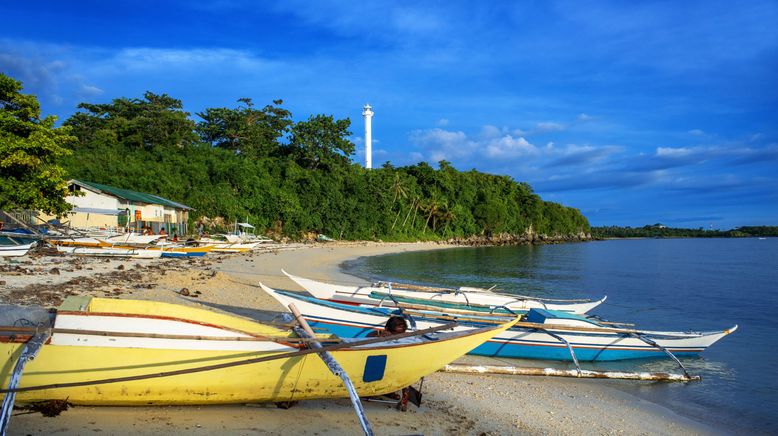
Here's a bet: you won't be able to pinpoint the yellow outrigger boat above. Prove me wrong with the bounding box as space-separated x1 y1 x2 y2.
1 296 514 406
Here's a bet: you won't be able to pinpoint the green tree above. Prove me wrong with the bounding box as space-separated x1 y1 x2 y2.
196 98 292 158
284 114 354 170
0 73 75 215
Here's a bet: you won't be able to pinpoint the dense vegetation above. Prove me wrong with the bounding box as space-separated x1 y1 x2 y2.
1 73 589 240
591 225 778 238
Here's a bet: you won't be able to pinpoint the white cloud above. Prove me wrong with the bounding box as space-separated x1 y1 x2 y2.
536 121 565 132
436 118 449 126
577 113 593 121
656 147 694 157
485 136 537 158
688 129 705 136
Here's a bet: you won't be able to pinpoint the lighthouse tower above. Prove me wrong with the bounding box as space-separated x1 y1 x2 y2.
362 104 374 169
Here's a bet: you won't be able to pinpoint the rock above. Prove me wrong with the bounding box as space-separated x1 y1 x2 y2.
116 264 125 270
49 267 60 275
179 287 190 296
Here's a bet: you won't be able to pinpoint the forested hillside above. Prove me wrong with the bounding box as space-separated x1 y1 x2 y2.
60 91 589 241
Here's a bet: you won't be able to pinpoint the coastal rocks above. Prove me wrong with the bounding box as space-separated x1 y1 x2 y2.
446 231 592 247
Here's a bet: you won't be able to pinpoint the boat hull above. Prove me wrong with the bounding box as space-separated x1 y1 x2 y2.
0 242 34 257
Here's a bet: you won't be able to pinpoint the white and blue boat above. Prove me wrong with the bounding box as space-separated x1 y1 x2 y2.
282 270 606 314
261 283 737 362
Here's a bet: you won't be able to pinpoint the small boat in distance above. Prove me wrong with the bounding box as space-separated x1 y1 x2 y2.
282 270 605 314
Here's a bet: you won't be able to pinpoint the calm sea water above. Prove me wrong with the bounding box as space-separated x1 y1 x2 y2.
345 238 778 434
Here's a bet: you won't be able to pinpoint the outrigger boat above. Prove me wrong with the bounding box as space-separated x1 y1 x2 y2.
283 270 605 314
1 296 513 406
261 283 737 362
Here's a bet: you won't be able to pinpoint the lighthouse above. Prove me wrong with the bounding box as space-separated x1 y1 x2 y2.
362 104 374 169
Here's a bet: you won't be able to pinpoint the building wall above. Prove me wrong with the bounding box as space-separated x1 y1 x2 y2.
66 212 119 229
68 189 121 210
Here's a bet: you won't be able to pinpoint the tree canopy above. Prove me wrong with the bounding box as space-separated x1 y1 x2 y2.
0 73 75 215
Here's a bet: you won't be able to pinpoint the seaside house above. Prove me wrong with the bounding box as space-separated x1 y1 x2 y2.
43 180 192 234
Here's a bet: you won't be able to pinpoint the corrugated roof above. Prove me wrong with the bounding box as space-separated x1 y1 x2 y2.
72 180 192 210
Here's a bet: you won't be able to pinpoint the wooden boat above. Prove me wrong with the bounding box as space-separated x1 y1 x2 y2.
261 284 737 362
0 242 35 257
1 296 513 405
55 246 163 258
283 270 605 314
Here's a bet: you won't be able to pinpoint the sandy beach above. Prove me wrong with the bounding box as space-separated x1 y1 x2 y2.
1 242 719 435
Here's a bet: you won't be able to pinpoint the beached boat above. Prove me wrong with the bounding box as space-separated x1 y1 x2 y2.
283 271 605 314
261 284 737 362
55 245 163 258
101 233 163 246
0 242 35 257
159 245 211 258
1 296 513 405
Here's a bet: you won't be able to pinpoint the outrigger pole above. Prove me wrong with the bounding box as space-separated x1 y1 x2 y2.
288 303 374 436
0 329 52 436
440 364 700 382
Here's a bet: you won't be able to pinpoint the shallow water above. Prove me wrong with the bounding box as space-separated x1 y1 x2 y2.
345 238 778 434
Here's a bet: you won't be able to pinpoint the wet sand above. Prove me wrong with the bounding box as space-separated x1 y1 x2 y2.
1 242 718 435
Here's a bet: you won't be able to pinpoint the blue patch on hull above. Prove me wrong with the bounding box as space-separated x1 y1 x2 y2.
469 341 701 361
161 252 206 258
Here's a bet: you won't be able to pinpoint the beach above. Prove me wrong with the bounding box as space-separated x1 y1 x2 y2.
1 242 719 435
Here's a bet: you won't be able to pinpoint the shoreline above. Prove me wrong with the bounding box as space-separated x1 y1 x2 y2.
2 242 719 435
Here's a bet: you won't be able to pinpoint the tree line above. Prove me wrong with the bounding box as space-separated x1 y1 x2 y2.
1 73 590 240
591 225 778 238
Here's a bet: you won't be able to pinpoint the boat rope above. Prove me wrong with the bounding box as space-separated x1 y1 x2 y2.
0 322 458 395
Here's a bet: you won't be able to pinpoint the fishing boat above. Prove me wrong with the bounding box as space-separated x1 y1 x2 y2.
261 284 737 362
283 270 605 314
159 245 211 258
0 242 35 258
1 296 513 405
101 233 163 246
55 245 163 258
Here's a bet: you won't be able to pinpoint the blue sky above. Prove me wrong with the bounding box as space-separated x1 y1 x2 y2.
3 1 777 228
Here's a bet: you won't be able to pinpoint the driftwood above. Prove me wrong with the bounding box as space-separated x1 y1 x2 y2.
440 364 700 382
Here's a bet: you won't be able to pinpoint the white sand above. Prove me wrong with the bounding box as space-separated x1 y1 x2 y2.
2 242 719 435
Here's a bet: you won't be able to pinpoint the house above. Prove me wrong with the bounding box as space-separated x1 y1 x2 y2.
59 180 192 235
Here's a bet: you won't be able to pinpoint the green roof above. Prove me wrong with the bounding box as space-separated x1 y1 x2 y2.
73 180 192 210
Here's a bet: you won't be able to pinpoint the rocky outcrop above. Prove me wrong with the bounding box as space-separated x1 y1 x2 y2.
444 231 591 246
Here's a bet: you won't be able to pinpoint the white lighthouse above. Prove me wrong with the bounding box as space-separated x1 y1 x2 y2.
362 104 374 169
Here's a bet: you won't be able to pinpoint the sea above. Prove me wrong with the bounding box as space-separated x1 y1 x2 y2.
344 238 778 434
